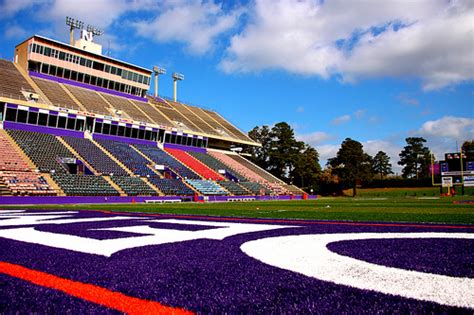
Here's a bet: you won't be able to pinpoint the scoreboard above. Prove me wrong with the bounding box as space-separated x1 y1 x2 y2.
440 152 474 186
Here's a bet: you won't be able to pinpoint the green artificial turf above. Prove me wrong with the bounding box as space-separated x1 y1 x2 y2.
2 196 473 225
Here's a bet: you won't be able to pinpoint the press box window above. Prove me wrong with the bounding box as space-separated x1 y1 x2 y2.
48 115 58 128
5 108 17 122
28 111 38 125
76 119 84 131
94 122 103 133
110 124 118 135
66 117 76 130
131 127 138 138
102 123 110 135
16 109 28 123
38 113 48 126
57 116 67 129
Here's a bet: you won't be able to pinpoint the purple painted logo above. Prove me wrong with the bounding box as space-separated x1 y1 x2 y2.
0 210 473 313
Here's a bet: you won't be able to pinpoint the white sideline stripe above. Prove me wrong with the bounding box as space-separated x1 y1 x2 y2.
241 233 474 308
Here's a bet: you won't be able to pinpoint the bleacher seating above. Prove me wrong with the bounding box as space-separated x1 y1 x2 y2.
52 174 119 196
171 102 220 136
143 97 178 126
229 154 285 184
0 171 55 196
0 181 9 195
7 129 74 174
147 95 172 108
208 151 262 183
109 176 158 196
0 59 37 101
100 93 150 122
165 148 224 181
239 181 272 195
32 78 81 110
63 85 110 115
218 181 249 195
187 151 247 181
135 144 200 179
153 103 200 132
0 130 56 195
184 104 235 138
0 131 30 172
202 109 253 142
186 179 228 195
211 152 289 195
282 184 305 195
62 136 128 176
147 177 195 195
96 139 157 177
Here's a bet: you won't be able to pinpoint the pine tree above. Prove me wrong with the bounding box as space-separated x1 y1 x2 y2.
372 151 393 180
328 138 372 196
398 137 431 178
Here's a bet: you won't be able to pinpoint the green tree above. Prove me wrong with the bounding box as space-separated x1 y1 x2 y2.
398 137 431 178
247 125 272 169
292 145 321 191
268 122 304 180
328 138 372 196
372 151 393 179
462 141 474 160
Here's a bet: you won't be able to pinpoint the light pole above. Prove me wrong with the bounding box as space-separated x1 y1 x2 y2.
153 66 166 97
172 72 184 102
66 17 84 45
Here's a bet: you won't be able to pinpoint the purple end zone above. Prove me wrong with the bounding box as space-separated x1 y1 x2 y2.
0 210 472 313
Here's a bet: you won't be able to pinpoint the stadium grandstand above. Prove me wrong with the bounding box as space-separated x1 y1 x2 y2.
0 19 306 203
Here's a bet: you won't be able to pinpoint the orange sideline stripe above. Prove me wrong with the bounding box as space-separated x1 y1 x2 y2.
0 261 192 315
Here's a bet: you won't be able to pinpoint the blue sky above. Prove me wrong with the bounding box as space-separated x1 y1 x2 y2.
0 0 473 172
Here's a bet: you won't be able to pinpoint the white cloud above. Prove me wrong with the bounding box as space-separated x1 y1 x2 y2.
331 114 351 125
417 116 474 159
419 116 474 138
397 94 419 107
354 109 366 119
296 106 305 113
0 0 41 19
133 1 243 54
4 24 28 39
316 144 339 162
362 139 402 173
221 0 474 89
296 131 333 146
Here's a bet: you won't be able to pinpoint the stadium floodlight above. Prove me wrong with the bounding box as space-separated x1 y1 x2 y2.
154 66 166 75
86 25 104 37
172 73 184 81
66 16 84 45
172 72 184 102
153 66 166 97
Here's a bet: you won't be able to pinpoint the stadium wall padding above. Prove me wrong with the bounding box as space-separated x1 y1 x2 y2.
0 195 315 205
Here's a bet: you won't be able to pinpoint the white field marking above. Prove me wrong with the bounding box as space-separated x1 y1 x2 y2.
0 217 296 257
241 233 474 308
0 211 144 227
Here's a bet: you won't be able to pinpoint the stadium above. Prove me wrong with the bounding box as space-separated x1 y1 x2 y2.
0 13 473 314
0 22 306 203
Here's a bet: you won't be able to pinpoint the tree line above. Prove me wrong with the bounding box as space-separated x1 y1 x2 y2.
245 122 472 196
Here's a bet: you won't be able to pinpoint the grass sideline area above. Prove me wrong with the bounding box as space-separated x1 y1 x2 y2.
1 196 473 225
343 187 474 197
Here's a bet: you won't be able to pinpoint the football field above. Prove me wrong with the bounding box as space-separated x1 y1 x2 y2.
1 201 473 313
